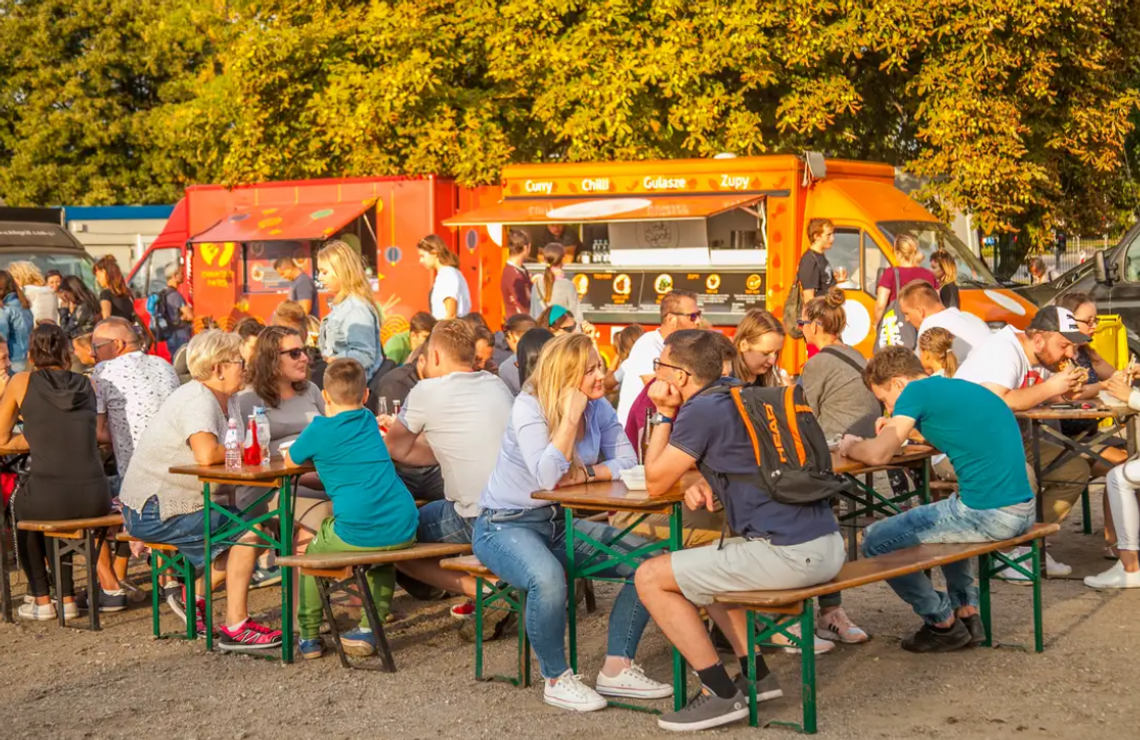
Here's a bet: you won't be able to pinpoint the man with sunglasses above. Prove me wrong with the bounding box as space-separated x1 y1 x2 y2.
616 289 702 428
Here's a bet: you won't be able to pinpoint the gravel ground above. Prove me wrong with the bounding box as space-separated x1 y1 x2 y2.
1 490 1135 740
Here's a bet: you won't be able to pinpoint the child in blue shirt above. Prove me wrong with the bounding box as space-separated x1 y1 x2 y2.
285 358 418 659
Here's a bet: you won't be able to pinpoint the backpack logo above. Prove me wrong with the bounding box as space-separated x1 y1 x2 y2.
763 402 787 463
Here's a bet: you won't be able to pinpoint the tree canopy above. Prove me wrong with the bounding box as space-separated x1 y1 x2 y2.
0 0 1137 248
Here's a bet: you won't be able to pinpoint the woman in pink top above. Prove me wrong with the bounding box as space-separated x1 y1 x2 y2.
873 234 938 328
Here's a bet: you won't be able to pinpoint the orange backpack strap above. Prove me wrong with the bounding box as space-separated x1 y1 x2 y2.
730 386 762 466
783 385 807 465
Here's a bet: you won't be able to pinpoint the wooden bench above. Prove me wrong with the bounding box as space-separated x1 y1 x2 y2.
441 555 531 687
713 522 1060 734
277 542 471 672
115 533 198 641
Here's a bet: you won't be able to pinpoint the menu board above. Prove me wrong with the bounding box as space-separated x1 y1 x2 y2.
570 269 765 314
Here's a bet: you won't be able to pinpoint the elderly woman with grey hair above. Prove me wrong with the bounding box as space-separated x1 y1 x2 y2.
119 329 283 651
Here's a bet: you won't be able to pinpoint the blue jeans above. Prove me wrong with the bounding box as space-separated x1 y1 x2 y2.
472 506 653 679
122 496 245 570
417 499 475 544
861 495 1035 625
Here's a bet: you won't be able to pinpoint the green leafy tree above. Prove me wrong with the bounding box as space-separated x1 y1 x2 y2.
0 0 223 206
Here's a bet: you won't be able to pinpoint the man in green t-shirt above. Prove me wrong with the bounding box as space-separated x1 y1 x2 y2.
383 311 437 365
838 348 1035 654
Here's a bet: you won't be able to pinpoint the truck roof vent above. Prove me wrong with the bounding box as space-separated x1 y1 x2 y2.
803 151 827 184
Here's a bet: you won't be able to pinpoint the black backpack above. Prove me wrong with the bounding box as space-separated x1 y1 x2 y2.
702 383 852 506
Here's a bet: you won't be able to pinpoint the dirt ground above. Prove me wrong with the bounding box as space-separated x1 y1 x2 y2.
1 488 1135 740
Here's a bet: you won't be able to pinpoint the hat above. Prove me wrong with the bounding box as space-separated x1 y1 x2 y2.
1027 306 1091 344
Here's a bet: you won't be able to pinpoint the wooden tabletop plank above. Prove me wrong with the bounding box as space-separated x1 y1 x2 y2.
831 445 935 476
169 458 314 482
1015 406 1137 420
532 469 697 510
714 522 1059 608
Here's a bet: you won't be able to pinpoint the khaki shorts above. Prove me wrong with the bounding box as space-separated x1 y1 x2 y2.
671 531 846 607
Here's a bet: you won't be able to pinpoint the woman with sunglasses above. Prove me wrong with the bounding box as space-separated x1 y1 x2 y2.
797 286 877 649
536 304 577 335
119 330 283 650
473 333 670 712
732 308 787 387
236 325 330 585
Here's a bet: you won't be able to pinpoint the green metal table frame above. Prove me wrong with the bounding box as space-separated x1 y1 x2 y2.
562 502 686 713
201 476 295 662
741 540 1045 734
149 546 197 641
473 578 531 687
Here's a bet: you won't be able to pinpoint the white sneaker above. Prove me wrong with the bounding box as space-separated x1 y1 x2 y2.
18 600 78 621
998 547 1070 581
544 671 608 712
595 662 673 699
1084 561 1140 590
1045 552 1072 577
769 621 834 654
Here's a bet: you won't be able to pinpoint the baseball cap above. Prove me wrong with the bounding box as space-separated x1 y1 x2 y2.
1027 306 1091 344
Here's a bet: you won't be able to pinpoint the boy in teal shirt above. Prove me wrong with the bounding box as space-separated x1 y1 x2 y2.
285 358 418 659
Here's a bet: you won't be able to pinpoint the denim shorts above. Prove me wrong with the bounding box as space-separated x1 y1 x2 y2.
417 499 475 545
122 496 243 570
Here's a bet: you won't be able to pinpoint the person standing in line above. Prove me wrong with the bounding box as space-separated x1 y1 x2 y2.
45 270 63 293
929 250 961 310
161 265 194 357
93 256 138 322
796 218 838 304
872 235 937 330
417 234 471 320
501 229 532 318
529 243 586 329
274 256 319 319
318 240 384 381
0 270 33 372
58 276 100 340
9 261 58 326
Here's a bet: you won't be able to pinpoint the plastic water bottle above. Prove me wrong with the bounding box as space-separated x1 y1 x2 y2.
224 418 242 471
253 406 272 466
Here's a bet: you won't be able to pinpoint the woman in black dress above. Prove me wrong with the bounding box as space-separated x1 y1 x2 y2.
93 256 137 322
0 324 112 620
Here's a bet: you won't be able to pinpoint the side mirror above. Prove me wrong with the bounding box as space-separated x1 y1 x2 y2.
1094 250 1114 286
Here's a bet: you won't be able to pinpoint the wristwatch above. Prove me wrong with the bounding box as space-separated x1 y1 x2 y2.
585 464 597 481
652 413 675 425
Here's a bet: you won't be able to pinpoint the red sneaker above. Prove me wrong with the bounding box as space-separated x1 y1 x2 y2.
218 618 283 651
450 599 476 621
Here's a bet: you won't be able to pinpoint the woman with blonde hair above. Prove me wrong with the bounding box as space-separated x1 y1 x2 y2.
918 327 959 377
417 234 471 319
8 261 57 325
732 308 786 386
473 333 670 712
317 240 382 380
873 234 938 328
0 270 33 371
929 249 960 309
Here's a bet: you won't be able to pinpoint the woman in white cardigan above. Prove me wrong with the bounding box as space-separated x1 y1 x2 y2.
1086 371 1140 589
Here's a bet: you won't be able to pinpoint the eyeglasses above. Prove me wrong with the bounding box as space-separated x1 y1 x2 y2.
92 339 117 352
1075 316 1099 328
279 348 307 361
224 358 246 369
669 310 703 323
796 319 814 328
653 358 690 378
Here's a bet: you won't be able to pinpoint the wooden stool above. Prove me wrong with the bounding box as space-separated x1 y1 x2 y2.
115 533 197 640
16 513 122 631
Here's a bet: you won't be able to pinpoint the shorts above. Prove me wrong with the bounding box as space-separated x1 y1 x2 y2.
122 496 244 570
671 531 846 607
417 499 475 544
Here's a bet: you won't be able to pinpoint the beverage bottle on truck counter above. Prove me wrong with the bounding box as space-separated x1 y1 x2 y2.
253 406 271 466
243 414 261 466
224 418 242 471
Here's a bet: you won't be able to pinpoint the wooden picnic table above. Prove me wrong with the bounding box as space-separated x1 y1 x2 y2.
1015 405 1138 524
169 457 314 663
533 474 689 712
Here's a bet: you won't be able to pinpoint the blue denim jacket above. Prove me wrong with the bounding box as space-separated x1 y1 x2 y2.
0 293 33 371
318 295 382 379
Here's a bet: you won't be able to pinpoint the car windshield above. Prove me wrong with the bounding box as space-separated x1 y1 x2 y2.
0 252 96 288
877 220 1001 288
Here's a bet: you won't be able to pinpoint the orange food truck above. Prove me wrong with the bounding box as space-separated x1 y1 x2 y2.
132 154 1035 370
443 154 1037 367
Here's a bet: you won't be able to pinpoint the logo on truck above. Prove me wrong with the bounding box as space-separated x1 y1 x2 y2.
200 242 236 268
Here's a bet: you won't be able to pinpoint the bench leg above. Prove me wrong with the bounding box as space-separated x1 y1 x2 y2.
150 549 162 638
0 509 11 623
474 576 485 681
746 611 759 728
1081 487 1092 535
355 566 396 673
583 579 597 614
183 558 196 641
978 553 993 648
800 598 818 734
51 537 65 628
517 589 530 688
85 530 101 632
316 576 352 670
1032 540 1044 653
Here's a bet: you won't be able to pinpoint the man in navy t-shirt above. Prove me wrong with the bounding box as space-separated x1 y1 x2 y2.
275 256 319 318
635 330 844 733
839 347 1035 654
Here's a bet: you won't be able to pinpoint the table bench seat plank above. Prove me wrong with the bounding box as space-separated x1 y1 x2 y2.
440 555 493 578
277 542 471 570
715 523 1058 609
16 513 123 533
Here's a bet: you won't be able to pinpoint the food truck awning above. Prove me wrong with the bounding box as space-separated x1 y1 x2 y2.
189 199 376 244
443 194 764 227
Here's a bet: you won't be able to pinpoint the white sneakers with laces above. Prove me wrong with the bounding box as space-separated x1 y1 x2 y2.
1084 561 1140 590
544 671 608 712
998 546 1071 581
769 620 835 654
594 662 674 699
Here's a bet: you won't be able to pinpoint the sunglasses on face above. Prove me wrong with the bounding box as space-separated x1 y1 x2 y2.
669 310 703 323
279 348 307 361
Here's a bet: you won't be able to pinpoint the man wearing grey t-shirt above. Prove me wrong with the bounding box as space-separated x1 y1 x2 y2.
382 320 514 626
